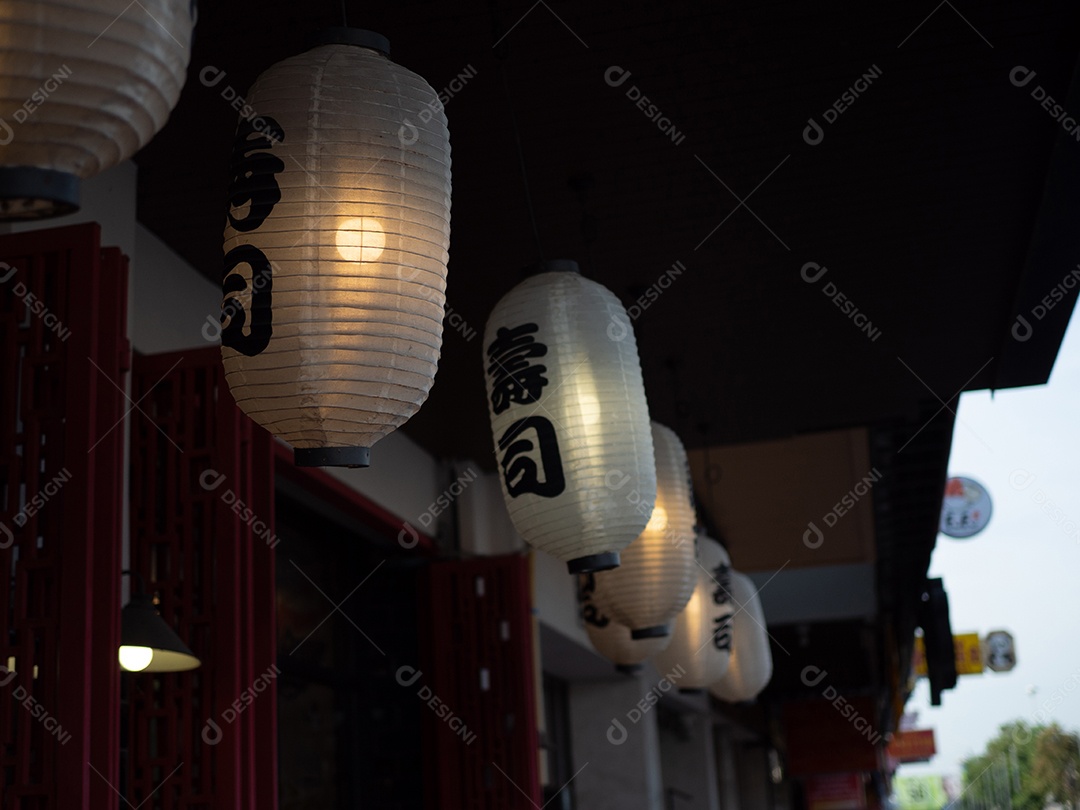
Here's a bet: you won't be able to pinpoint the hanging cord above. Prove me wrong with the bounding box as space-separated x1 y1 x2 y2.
499 63 545 265
665 356 690 439
339 0 348 27
491 1 545 266
569 172 596 271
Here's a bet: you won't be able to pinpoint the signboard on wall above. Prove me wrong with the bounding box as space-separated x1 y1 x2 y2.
913 631 1017 678
983 630 1016 672
893 776 948 810
887 729 937 763
913 633 984 677
939 477 992 538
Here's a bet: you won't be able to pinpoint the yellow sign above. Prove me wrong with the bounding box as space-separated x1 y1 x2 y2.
912 633 983 677
955 633 984 675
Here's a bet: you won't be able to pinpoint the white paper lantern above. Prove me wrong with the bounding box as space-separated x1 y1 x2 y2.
482 262 655 573
0 0 195 219
592 422 697 638
651 535 734 689
578 573 670 671
709 570 773 702
220 30 451 468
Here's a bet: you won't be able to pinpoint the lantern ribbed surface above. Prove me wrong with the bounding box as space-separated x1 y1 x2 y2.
482 268 655 572
592 422 697 637
220 36 451 466
709 570 773 702
652 535 733 689
579 574 670 668
0 0 194 218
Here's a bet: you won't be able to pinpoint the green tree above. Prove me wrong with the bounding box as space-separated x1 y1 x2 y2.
960 721 1080 810
1031 724 1080 808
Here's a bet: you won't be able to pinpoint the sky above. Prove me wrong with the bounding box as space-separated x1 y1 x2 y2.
897 311 1080 784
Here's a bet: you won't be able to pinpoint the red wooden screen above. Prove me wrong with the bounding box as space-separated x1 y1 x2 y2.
420 554 541 808
126 346 277 810
0 224 128 809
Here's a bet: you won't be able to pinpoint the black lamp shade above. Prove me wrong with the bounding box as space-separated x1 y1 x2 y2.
119 592 200 672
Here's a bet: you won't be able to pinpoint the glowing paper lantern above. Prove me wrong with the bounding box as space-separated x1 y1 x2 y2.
0 0 195 219
709 570 773 702
651 535 734 690
220 29 452 467
579 573 670 671
482 261 655 573
592 422 697 638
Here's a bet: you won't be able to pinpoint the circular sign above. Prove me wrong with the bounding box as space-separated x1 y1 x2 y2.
939 476 992 538
984 630 1016 672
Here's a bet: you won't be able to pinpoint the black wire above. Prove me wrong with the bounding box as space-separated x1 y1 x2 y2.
497 51 545 265
339 0 348 27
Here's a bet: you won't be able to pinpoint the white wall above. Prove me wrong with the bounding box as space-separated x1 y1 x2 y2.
131 222 220 355
457 468 523 556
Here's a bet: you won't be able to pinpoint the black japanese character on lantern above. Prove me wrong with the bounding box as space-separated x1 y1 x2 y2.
486 323 550 414
711 563 735 651
227 116 285 233
713 613 733 652
497 416 566 499
712 563 733 605
578 573 610 628
221 244 273 357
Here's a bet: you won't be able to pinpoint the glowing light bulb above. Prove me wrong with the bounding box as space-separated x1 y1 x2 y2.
645 505 668 532
577 393 601 426
335 217 385 262
119 645 153 672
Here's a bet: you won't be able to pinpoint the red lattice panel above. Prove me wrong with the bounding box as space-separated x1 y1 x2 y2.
420 554 541 809
127 347 277 810
0 224 128 809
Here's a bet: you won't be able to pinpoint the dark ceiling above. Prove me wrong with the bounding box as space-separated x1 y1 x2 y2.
135 0 1080 466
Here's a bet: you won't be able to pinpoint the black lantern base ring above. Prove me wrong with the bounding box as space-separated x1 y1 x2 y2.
566 551 620 574
294 445 371 468
630 624 669 640
0 167 79 221
615 663 643 675
678 687 705 696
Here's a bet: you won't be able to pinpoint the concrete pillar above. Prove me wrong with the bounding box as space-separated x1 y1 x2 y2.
659 709 721 810
734 741 770 810
715 725 742 810
568 674 665 810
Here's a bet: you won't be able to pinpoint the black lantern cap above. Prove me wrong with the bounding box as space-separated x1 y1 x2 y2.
309 28 390 55
566 550 619 574
120 592 201 673
525 258 581 278
0 167 79 221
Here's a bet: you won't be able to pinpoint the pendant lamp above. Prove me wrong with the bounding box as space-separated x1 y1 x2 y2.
591 422 697 638
482 261 655 573
119 575 200 673
709 570 773 702
651 534 734 690
579 573 670 672
0 0 195 219
219 29 452 468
